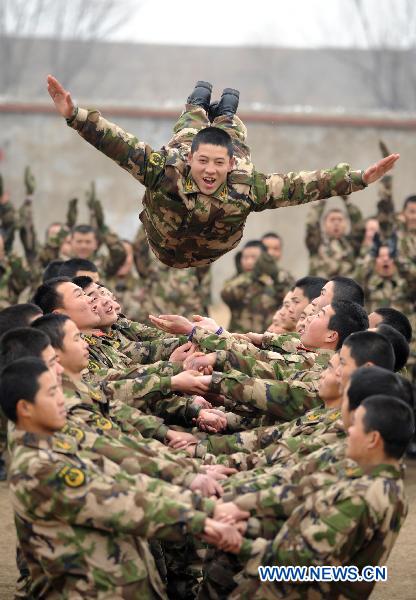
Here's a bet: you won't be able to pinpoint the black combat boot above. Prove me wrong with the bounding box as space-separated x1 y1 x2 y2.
211 88 240 119
186 81 212 113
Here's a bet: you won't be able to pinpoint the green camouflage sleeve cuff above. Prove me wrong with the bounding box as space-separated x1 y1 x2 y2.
214 350 227 370
210 371 223 394
187 402 202 421
246 517 262 539
351 169 368 190
238 538 254 561
187 511 207 535
159 377 172 395
200 497 216 517
153 424 169 442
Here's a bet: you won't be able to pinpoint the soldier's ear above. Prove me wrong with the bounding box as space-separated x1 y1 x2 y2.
367 429 381 451
187 152 194 166
227 156 235 172
16 399 33 421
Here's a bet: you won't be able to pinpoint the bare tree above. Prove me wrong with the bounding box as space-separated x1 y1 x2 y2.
316 0 416 110
0 0 143 96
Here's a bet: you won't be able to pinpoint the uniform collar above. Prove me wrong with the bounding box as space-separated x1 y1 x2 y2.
182 173 229 202
11 428 78 455
344 462 402 480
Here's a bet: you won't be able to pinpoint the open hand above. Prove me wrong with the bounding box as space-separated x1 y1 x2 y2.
363 154 400 185
47 75 75 118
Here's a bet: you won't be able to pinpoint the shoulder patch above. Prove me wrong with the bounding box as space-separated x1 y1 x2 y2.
93 415 113 430
58 465 86 488
149 152 166 168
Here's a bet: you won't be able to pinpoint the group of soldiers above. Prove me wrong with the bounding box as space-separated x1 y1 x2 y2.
0 78 414 598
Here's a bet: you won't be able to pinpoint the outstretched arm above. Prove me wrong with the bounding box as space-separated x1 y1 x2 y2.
252 155 400 212
47 75 160 187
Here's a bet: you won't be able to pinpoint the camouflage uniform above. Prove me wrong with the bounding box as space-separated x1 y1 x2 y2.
221 252 294 333
67 105 367 268
208 367 321 424
0 196 17 251
195 407 342 466
230 463 407 599
8 428 214 599
305 196 365 277
0 254 33 309
133 225 211 322
355 255 416 376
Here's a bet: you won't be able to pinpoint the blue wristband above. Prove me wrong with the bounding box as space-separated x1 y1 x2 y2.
188 326 197 341
215 327 224 336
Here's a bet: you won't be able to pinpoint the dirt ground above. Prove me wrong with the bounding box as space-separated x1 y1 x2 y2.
0 462 415 598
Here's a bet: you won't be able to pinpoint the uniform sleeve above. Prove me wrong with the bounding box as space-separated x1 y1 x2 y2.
305 201 325 255
241 496 371 573
211 369 320 421
0 200 16 252
251 163 367 212
344 196 365 255
13 459 207 542
67 108 163 188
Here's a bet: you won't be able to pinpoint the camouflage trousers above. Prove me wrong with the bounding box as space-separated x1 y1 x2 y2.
168 105 253 175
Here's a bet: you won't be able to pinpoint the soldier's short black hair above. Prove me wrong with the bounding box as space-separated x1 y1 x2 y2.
32 314 70 351
329 301 369 350
347 367 409 411
361 395 415 459
71 224 97 236
261 232 281 241
403 194 416 210
0 303 43 337
330 276 365 306
343 330 394 370
43 260 65 282
295 276 328 301
324 208 345 220
191 127 233 158
0 327 50 370
375 324 409 372
243 240 267 252
0 357 49 423
72 275 94 290
32 277 72 314
373 307 412 343
59 258 98 278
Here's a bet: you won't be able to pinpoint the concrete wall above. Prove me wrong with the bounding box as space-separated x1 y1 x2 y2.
1 110 415 300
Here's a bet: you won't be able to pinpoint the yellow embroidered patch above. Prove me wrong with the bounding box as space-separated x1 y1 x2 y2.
94 416 112 430
63 426 85 443
184 176 194 192
149 152 166 168
218 185 228 201
54 439 72 451
58 466 86 488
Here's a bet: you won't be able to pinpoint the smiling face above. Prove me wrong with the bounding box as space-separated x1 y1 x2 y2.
296 303 317 334
54 282 100 331
301 305 337 350
85 284 118 327
403 200 416 230
188 143 234 195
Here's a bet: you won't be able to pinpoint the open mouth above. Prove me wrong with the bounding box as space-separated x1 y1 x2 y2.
203 177 216 188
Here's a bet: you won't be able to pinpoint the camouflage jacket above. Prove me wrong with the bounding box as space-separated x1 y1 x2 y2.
0 199 16 251
68 106 367 267
0 254 33 308
133 225 212 318
197 406 341 463
233 463 407 599
305 196 365 278
9 429 211 599
60 376 202 487
210 367 321 423
221 253 294 333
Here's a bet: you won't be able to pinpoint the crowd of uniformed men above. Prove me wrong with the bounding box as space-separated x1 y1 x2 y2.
0 153 415 599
